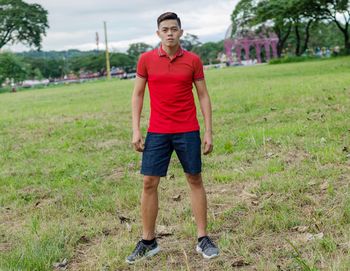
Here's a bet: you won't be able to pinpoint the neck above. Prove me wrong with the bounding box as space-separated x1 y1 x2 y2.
162 43 180 57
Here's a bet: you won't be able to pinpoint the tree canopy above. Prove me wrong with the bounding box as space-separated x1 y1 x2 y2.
127 42 153 61
192 41 223 64
180 33 201 51
0 52 27 85
0 0 49 50
231 0 350 55
316 0 350 53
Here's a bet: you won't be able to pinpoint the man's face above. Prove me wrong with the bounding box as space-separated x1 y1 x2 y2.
157 19 183 47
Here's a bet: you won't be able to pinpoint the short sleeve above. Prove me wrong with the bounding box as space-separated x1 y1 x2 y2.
193 56 205 81
136 53 148 79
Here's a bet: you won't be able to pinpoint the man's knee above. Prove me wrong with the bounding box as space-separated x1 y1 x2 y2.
186 173 203 187
143 176 160 192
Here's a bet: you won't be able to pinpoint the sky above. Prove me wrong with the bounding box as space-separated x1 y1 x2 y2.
8 0 238 52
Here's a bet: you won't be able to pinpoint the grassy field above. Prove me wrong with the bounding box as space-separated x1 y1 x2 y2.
0 57 350 271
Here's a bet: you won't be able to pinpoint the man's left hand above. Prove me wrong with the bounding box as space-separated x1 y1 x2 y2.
203 131 213 155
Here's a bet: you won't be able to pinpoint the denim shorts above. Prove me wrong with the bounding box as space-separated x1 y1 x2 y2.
141 131 202 177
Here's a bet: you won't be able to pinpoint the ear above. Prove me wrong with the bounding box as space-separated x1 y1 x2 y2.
179 29 184 38
156 30 160 38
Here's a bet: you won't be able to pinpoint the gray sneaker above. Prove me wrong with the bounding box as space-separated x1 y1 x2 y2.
126 240 160 264
196 236 219 259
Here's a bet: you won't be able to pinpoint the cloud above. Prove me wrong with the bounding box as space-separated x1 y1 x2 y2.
8 0 238 52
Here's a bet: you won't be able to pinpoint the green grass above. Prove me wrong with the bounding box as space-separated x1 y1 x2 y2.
1 57 350 270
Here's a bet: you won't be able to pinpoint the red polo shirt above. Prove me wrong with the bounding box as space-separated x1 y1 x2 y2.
137 45 204 133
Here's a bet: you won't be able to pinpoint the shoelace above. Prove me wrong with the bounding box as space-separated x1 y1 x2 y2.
201 237 216 250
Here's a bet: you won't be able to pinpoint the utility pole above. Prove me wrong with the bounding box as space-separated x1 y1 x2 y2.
104 21 111 80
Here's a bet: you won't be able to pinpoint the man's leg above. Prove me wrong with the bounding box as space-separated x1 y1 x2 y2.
126 175 161 264
127 132 172 264
142 175 160 240
186 173 207 238
186 172 219 259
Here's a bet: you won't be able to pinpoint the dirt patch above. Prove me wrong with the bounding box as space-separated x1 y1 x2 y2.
106 163 138 181
282 148 310 166
18 185 52 200
67 226 121 271
95 139 123 150
0 236 12 253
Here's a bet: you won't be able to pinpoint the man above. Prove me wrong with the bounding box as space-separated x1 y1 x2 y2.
127 12 219 264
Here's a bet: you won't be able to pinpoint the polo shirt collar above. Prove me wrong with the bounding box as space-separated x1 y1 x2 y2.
158 44 184 59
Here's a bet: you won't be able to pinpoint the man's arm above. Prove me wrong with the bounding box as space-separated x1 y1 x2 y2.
194 79 213 155
132 76 147 152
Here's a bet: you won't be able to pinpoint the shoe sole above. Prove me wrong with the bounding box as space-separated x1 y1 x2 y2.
196 245 219 259
126 246 160 264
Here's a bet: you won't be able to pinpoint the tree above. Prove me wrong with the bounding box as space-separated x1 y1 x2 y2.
110 52 135 68
23 56 66 79
192 41 224 65
127 42 153 62
232 0 324 56
282 0 321 55
254 0 294 56
230 0 256 36
70 53 104 73
0 52 27 86
307 21 344 48
231 0 294 57
0 0 49 50
317 0 350 53
180 33 201 51
70 52 134 74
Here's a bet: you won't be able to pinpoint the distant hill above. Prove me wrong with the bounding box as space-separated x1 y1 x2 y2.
16 49 100 59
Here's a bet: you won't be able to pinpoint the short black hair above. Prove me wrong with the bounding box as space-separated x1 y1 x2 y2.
157 12 181 28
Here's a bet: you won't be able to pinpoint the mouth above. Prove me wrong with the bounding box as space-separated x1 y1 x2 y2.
166 39 174 42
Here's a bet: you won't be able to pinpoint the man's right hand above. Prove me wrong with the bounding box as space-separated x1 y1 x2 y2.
132 130 144 152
